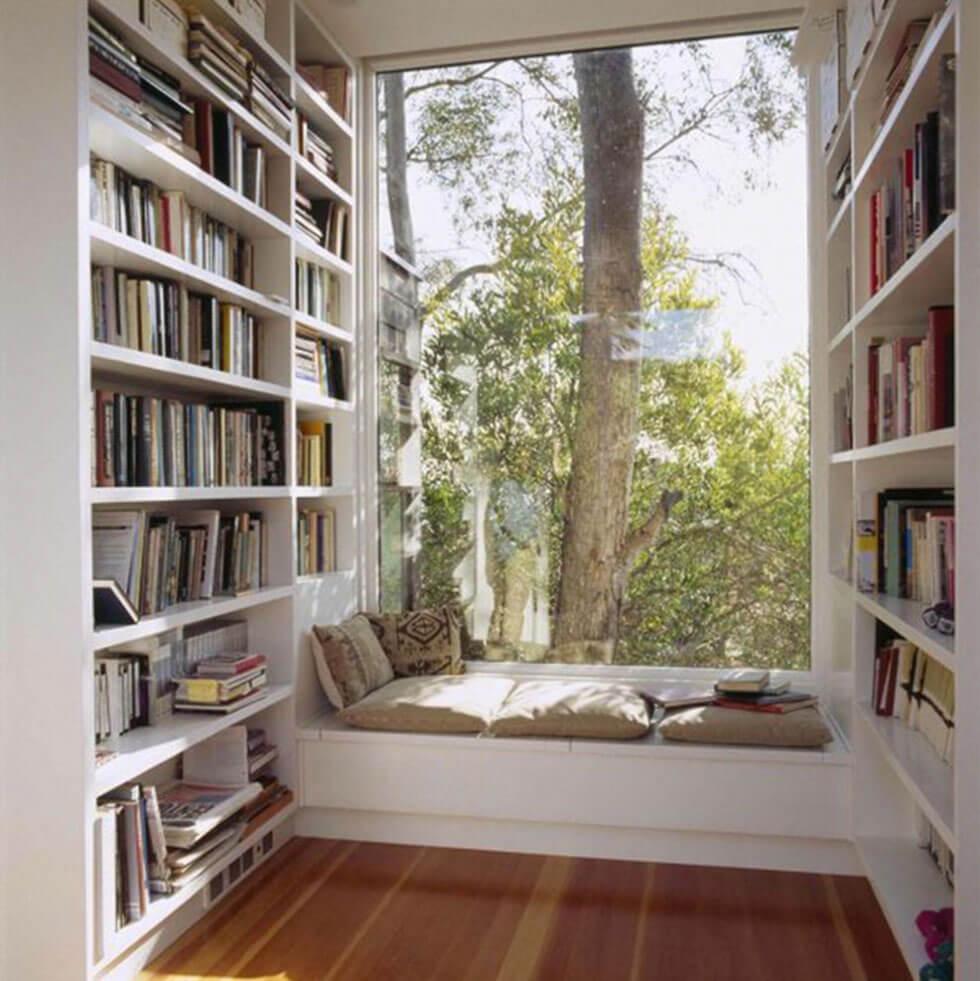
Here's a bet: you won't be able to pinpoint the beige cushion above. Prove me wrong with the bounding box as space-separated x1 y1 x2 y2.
311 615 394 709
489 681 651 740
339 675 515 734
362 606 464 677
658 705 833 748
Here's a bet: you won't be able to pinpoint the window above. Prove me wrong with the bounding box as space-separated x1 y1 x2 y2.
377 30 809 671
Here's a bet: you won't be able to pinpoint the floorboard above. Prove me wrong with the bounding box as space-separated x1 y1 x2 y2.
140 837 911 981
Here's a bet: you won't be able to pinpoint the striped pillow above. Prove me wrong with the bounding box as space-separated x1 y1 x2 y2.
311 614 394 709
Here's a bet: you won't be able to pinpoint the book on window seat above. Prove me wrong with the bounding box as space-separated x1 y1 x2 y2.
714 669 773 694
714 695 819 714
647 686 717 709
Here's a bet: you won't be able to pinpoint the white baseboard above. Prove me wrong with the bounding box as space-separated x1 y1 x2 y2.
295 807 860 876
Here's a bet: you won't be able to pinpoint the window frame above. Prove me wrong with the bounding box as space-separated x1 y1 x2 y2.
357 9 832 693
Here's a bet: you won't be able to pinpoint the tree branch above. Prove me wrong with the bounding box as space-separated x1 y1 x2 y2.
403 61 506 99
617 488 683 571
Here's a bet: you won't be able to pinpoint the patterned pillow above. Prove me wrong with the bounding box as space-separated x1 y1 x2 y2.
363 606 464 677
311 614 394 709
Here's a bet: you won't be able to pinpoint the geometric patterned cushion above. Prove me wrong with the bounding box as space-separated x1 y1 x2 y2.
362 605 464 677
310 614 394 709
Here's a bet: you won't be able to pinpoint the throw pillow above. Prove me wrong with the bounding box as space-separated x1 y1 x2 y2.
363 605 464 676
311 614 394 709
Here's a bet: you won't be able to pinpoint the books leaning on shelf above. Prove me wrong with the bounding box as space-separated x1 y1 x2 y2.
856 487 955 602
93 578 140 627
298 62 352 122
92 266 262 378
296 420 332 487
878 18 932 128
295 257 340 323
297 114 338 181
295 332 347 399
873 640 954 764
868 57 955 296
189 99 268 207
866 307 954 444
297 506 335 576
90 156 255 288
833 362 853 452
294 191 350 261
91 390 284 487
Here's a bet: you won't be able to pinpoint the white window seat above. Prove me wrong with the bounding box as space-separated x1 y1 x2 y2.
294 693 856 875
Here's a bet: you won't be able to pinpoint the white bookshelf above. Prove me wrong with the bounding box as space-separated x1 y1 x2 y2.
799 0 971 974
0 1 361 976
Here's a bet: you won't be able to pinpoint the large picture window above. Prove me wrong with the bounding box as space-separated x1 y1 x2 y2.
376 30 809 671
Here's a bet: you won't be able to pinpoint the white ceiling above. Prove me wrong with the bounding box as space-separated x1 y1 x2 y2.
308 0 803 63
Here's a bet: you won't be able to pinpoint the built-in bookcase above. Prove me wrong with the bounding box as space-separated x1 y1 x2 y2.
1 1 359 976
800 0 980 975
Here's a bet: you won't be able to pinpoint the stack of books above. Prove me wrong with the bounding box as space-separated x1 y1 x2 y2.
295 190 324 246
175 652 268 713
866 307 954 444
873 641 954 763
296 420 332 487
295 258 340 322
711 670 819 714
297 115 337 180
298 63 352 122
91 266 261 378
314 198 350 261
855 487 955 602
190 100 267 207
869 55 955 296
91 390 284 488
246 728 278 777
248 60 293 139
188 11 249 103
175 617 248 676
295 332 347 399
92 509 267 619
90 156 255 288
297 507 336 576
139 57 194 145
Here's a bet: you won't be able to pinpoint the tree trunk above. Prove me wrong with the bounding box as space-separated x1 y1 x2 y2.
554 50 645 653
383 73 415 264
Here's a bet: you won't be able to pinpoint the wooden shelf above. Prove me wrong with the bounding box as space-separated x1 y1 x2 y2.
90 0 291 157
840 427 955 462
294 310 353 343
89 104 292 241
293 232 354 277
856 836 952 979
93 798 297 973
294 153 353 207
90 486 292 504
90 223 291 320
90 342 291 400
854 590 955 670
94 684 292 794
857 702 955 849
90 585 295 651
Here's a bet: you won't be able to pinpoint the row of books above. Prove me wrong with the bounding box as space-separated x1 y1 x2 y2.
91 156 255 289
869 58 955 296
297 507 336 576
295 333 348 400
176 652 269 713
867 307 954 444
191 98 268 208
298 62 353 123
187 9 293 139
295 191 350 261
855 487 955 606
93 508 267 620
92 390 284 488
295 258 341 324
92 266 262 378
95 654 147 741
297 420 333 487
918 812 955 889
297 114 338 182
872 640 954 764
832 364 853 452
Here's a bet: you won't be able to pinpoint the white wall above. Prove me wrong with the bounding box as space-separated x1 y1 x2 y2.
308 0 803 61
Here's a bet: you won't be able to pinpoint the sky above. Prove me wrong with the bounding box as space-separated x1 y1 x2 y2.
380 31 808 386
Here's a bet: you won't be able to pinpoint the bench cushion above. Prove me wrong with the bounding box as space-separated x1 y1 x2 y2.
339 675 515 734
362 606 464 677
311 615 394 709
658 705 833 748
488 681 651 739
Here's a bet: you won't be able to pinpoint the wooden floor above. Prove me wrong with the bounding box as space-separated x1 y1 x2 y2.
142 837 909 981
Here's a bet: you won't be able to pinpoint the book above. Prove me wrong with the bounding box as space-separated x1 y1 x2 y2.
297 507 336 575
714 696 818 714
156 780 262 849
194 652 268 677
93 579 139 626
714 669 769 694
174 686 269 715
